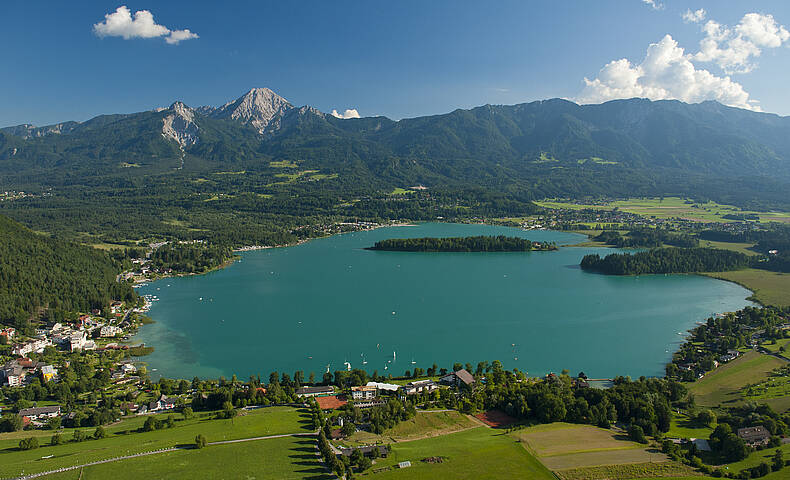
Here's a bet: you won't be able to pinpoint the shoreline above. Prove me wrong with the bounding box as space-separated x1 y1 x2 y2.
132 222 752 381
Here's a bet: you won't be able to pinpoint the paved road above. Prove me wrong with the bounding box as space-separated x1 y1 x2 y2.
9 432 317 480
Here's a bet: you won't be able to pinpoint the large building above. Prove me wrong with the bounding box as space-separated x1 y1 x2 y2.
295 385 335 398
737 426 771 447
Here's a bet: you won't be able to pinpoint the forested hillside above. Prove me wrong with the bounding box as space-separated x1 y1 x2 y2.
0 215 136 332
1 91 790 244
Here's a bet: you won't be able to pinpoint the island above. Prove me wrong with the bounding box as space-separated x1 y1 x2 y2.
366 235 556 252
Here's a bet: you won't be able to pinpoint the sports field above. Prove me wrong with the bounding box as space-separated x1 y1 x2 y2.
39 435 329 480
0 406 313 478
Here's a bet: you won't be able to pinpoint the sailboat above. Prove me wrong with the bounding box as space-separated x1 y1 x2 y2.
344 361 351 371
361 353 367 365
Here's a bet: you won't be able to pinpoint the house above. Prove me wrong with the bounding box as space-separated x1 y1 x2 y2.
40 365 58 382
737 426 771 447
1 362 25 387
121 364 137 375
351 385 377 400
69 332 87 352
338 445 389 458
439 369 476 388
12 338 51 356
354 398 386 409
719 350 740 363
0 327 15 340
401 379 439 396
295 385 335 398
366 381 400 393
100 325 122 338
148 394 177 412
19 405 61 421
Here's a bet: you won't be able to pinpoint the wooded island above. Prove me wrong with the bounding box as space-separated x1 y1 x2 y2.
367 235 556 252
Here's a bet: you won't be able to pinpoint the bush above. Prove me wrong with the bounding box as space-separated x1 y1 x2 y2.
94 426 107 439
195 434 207 449
50 433 64 445
72 430 87 442
19 437 39 450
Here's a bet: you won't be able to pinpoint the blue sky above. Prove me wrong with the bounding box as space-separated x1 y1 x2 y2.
2 0 790 127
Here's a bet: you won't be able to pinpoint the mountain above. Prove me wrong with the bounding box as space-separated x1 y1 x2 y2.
0 214 136 331
207 87 294 134
1 89 790 245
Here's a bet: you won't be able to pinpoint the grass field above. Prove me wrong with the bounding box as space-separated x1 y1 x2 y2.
701 269 790 307
555 462 702 480
688 351 787 407
514 423 667 470
366 427 555 480
40 435 329 480
537 197 790 224
0 407 313 478
718 443 790 477
344 411 479 446
700 240 759 256
666 412 715 439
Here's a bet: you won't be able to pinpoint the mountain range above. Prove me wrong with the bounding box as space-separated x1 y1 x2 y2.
1 87 790 244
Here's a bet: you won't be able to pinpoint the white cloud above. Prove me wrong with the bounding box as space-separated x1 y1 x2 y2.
94 6 198 45
577 35 758 111
166 29 199 45
682 8 706 24
642 0 663 11
331 109 361 119
694 13 789 73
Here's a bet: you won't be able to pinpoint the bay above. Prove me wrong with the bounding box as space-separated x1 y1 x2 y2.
136 223 753 380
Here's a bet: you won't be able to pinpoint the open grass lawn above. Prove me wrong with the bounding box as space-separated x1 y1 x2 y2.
700 269 790 307
688 351 786 407
740 364 790 413
761 338 790 356
700 240 759 256
362 427 554 480
555 462 702 480
0 407 312 478
718 443 790 477
537 197 790 224
513 423 667 470
344 411 479 446
41 435 330 480
666 412 715 439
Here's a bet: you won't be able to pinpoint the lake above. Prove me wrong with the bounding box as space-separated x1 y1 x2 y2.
136 223 753 380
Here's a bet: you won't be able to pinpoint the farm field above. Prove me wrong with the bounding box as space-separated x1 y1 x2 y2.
344 410 479 445
555 462 702 480
40 435 329 480
364 427 555 480
701 269 790 307
688 351 786 407
0 407 312 478
513 423 668 471
536 197 790 223
699 240 759 256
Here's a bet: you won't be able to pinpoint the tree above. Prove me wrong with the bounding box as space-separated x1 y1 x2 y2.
182 407 194 420
628 425 647 444
772 449 783 472
1 414 23 432
94 426 107 439
221 401 237 419
72 430 88 442
341 421 356 437
50 433 63 446
195 434 207 449
19 437 39 450
46 416 62 430
693 410 714 427
142 416 156 432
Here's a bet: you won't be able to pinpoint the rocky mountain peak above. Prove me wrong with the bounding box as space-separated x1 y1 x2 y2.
161 101 199 147
211 87 294 133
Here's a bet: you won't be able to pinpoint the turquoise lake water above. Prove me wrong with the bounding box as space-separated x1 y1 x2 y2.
136 223 753 380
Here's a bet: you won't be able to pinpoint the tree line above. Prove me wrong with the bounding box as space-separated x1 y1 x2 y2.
580 247 752 275
368 235 555 252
